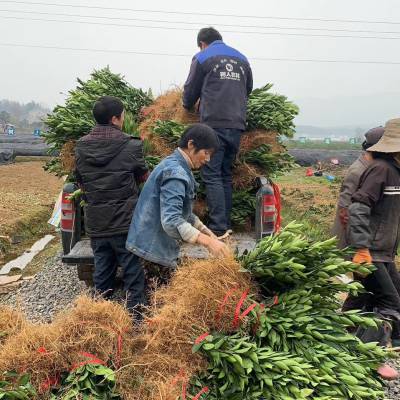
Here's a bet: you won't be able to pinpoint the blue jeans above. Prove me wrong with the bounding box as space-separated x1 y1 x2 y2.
90 234 145 312
201 128 243 233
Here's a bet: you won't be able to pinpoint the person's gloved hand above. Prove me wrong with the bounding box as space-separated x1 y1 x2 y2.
353 248 373 278
353 248 372 264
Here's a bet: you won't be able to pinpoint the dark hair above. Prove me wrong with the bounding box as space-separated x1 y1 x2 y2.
93 96 124 124
361 141 369 151
178 123 219 152
197 27 222 47
370 152 394 161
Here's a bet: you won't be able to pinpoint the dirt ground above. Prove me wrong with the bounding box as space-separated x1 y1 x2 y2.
276 166 346 240
0 161 62 234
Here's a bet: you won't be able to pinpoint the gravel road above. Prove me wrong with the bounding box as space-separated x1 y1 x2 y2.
0 253 85 322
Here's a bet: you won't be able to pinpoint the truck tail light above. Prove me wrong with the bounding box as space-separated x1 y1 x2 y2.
61 191 75 232
255 177 281 239
262 194 276 235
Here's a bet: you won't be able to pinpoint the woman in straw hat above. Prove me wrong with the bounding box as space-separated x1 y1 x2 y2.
347 118 400 379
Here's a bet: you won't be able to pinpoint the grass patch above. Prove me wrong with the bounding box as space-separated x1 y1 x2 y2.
0 207 55 267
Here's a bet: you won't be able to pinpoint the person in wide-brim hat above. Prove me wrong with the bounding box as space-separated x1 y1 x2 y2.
346 117 400 380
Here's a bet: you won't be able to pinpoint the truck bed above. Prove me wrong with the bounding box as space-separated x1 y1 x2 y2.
62 233 257 265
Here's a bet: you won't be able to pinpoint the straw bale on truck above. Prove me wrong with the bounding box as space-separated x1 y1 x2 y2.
0 224 391 399
135 83 297 227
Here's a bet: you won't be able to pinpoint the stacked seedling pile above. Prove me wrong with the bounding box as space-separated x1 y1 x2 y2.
140 84 299 227
43 67 152 176
189 222 389 399
42 66 298 227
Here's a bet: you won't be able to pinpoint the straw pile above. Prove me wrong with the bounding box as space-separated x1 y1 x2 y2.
139 88 198 141
0 306 27 344
0 296 134 389
0 257 255 399
59 140 76 173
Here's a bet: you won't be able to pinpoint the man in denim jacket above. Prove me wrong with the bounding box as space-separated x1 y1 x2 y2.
126 123 230 268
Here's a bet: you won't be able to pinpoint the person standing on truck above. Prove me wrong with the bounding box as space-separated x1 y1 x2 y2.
347 118 400 379
75 96 148 320
183 27 253 238
126 123 230 269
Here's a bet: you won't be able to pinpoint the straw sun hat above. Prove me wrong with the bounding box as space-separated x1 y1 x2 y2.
368 118 400 153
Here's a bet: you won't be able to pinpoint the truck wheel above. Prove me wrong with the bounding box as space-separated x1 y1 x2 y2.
77 264 94 287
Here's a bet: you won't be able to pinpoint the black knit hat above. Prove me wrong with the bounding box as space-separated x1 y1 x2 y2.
362 126 384 150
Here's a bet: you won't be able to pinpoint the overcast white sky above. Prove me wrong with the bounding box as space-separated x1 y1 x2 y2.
1 0 400 127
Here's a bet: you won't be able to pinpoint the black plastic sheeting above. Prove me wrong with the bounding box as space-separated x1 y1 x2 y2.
289 149 362 166
0 134 52 157
0 149 15 165
0 134 361 166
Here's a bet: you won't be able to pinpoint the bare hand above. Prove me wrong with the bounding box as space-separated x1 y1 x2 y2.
207 238 231 258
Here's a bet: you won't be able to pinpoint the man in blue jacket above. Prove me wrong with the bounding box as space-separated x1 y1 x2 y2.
183 27 253 237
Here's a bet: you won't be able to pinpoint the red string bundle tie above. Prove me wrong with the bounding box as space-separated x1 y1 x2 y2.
170 369 187 400
78 321 129 369
232 289 254 329
39 374 60 392
271 182 282 232
193 386 209 400
70 352 106 371
194 332 210 345
215 286 240 322
37 346 48 354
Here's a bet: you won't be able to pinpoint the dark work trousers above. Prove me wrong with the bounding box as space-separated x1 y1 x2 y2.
90 234 145 313
201 128 243 234
344 262 400 339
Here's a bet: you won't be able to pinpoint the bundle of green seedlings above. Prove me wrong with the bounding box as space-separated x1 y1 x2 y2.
43 67 152 176
0 371 36 400
50 363 120 400
246 84 299 138
188 222 391 399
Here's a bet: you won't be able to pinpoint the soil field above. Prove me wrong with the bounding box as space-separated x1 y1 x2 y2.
0 161 62 262
276 167 346 241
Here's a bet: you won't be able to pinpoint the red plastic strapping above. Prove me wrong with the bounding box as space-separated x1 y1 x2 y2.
215 286 240 322
193 386 209 400
194 332 210 345
271 182 282 232
232 289 249 329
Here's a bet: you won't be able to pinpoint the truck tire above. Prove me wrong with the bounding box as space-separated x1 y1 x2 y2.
77 264 94 287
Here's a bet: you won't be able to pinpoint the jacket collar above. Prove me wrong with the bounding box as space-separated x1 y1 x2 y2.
209 40 224 47
173 149 193 176
177 148 194 169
